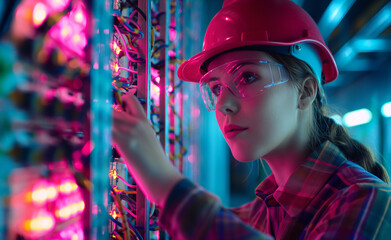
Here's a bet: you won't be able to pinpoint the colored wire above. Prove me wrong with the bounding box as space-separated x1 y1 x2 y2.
125 0 146 20
113 185 137 194
119 193 136 211
111 231 124 240
128 222 143 240
110 215 123 228
122 16 142 34
125 35 138 51
122 203 137 218
116 174 137 188
152 44 169 57
128 9 137 19
114 25 143 63
110 190 131 240
117 66 138 74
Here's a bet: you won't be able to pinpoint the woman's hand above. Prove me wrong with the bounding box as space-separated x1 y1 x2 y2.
112 93 184 206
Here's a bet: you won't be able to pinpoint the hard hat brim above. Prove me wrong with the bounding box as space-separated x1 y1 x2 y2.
178 39 338 84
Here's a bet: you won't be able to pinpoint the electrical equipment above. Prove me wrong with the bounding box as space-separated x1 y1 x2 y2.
1 0 191 239
107 0 187 239
1 0 91 239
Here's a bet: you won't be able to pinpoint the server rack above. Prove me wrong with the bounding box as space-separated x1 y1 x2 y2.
1 0 194 239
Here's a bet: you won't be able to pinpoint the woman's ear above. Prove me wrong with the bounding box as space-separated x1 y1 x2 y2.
297 77 318 110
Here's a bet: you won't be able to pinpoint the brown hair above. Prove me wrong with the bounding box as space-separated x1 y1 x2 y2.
269 52 390 184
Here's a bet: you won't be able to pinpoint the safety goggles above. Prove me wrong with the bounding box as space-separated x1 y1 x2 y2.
200 59 290 111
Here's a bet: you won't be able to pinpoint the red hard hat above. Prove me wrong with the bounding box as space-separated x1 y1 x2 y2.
178 0 338 84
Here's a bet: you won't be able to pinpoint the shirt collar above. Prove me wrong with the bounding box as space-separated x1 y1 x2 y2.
255 141 347 217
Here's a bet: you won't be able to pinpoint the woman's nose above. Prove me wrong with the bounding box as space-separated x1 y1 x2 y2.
215 86 239 114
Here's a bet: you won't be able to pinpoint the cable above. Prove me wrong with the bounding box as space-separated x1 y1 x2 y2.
112 231 124 240
122 204 137 218
125 0 147 20
113 185 137 194
113 25 144 63
117 66 138 74
116 174 137 188
111 188 131 240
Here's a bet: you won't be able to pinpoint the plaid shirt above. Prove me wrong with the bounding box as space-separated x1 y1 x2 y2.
159 141 391 239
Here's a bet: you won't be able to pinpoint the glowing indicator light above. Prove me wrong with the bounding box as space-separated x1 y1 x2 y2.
59 222 84 240
74 10 86 25
33 2 48 27
343 108 372 127
109 170 118 180
169 28 177 41
47 0 71 12
152 85 160 95
59 181 78 194
111 63 120 73
29 181 58 204
47 186 58 200
110 210 118 219
168 50 176 57
23 213 55 233
73 34 81 43
61 26 72 37
56 200 85 220
111 42 122 55
381 102 391 117
31 188 48 204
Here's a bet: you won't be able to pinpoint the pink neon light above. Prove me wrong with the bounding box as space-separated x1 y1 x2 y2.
22 210 55 237
59 222 84 240
169 50 176 57
48 2 87 58
169 28 177 41
72 151 84 171
81 140 94 156
151 85 161 102
71 5 87 27
33 2 48 27
45 0 71 12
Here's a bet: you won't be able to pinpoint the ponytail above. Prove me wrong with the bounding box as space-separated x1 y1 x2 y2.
311 93 390 184
269 52 390 184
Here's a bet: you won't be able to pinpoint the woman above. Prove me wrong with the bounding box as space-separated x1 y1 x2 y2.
112 0 391 239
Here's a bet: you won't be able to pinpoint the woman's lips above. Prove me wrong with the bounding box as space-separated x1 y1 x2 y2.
224 125 248 139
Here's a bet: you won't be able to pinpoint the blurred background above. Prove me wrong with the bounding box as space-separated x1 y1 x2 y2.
0 0 390 239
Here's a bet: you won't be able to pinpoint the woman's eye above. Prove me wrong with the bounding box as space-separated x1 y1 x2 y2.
211 84 223 96
239 72 258 84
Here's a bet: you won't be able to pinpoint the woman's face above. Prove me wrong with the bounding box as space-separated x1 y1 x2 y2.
208 50 300 162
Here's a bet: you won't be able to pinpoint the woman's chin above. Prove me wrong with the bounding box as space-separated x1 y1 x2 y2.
231 150 262 162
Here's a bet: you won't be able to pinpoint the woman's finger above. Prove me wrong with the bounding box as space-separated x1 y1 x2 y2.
121 93 147 120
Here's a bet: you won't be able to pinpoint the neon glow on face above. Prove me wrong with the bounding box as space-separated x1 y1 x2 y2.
200 59 289 112
209 51 299 162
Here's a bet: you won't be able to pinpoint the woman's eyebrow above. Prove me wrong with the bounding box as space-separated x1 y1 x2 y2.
227 62 257 74
208 77 219 82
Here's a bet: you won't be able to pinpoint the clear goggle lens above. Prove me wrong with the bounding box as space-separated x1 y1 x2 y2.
200 59 290 112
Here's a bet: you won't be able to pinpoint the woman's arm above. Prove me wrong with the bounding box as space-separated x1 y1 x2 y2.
112 93 273 239
112 93 184 207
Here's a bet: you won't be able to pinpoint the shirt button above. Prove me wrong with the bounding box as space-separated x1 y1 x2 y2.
267 198 279 207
